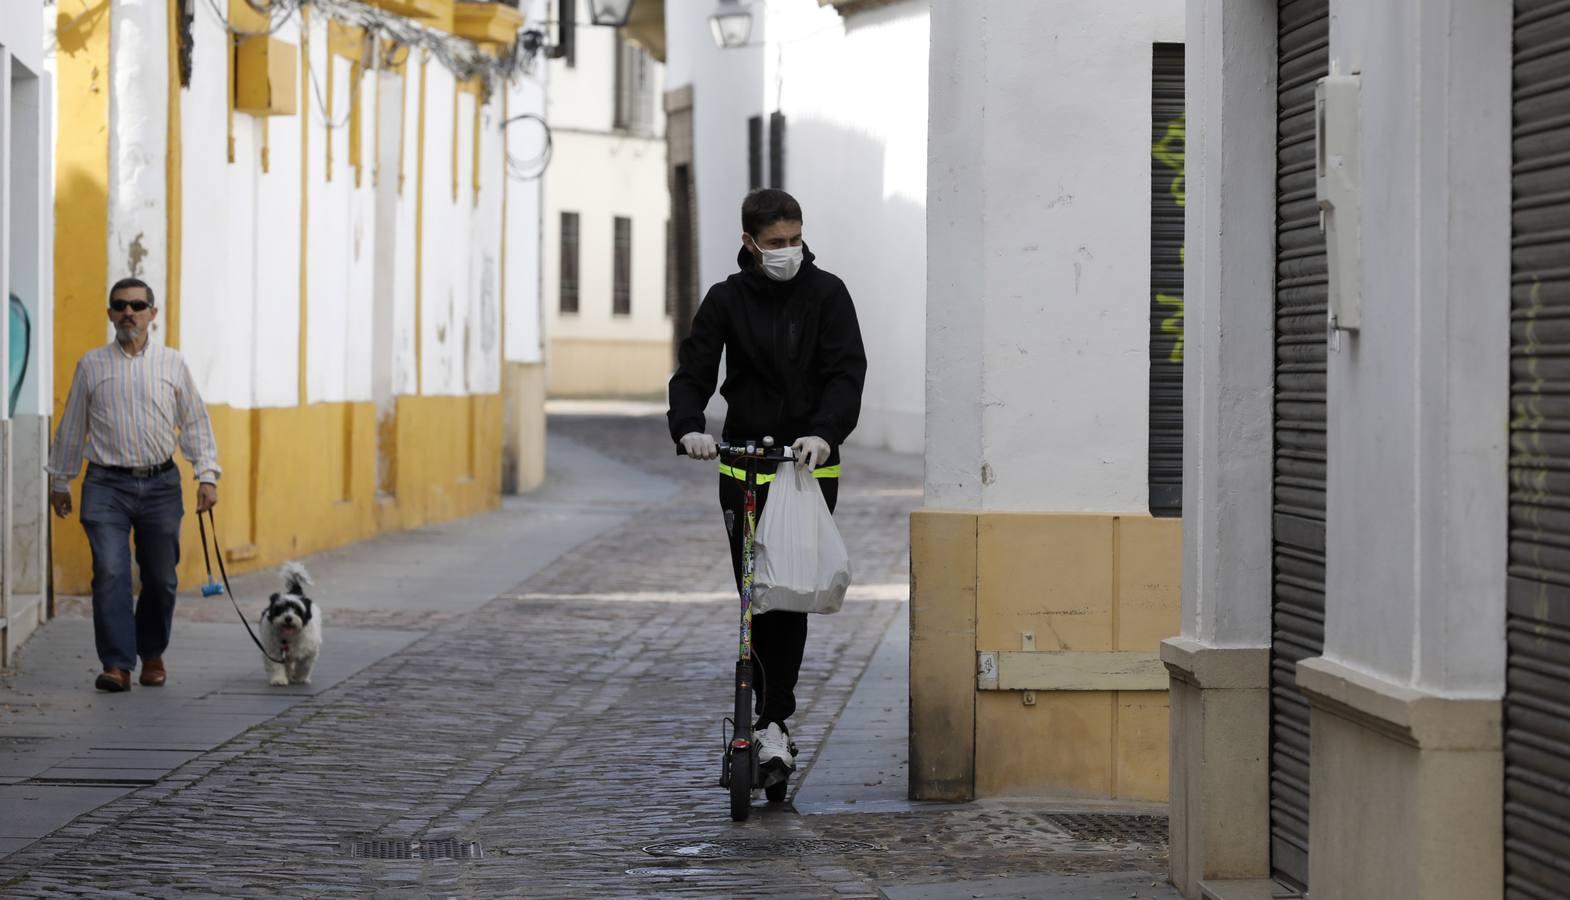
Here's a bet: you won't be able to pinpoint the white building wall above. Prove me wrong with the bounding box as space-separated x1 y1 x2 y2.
663 0 927 453
543 131 670 340
542 22 670 350
107 0 168 351
769 0 927 455
927 0 1184 512
1320 0 1512 696
174 5 524 410
503 71 546 366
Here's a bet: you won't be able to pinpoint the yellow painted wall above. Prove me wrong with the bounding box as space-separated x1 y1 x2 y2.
52 1 112 427
547 337 672 398
50 396 501 594
910 509 1181 802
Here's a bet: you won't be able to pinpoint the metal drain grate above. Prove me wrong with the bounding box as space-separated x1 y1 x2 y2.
346 839 483 860
643 838 882 859
1044 813 1168 845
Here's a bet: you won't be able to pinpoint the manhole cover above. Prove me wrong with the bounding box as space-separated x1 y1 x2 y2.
1044 813 1168 845
346 839 483 860
642 838 882 859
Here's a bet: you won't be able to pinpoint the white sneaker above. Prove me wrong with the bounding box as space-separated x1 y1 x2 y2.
755 723 797 771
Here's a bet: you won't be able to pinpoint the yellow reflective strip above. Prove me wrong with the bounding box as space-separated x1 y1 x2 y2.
719 463 841 482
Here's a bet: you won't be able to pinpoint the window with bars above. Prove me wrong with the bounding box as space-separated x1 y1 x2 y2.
613 216 633 317
559 211 580 314
613 32 654 134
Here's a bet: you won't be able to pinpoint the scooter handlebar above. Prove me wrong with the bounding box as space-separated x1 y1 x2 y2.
675 438 796 461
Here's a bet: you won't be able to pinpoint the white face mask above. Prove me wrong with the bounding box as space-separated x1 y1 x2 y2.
757 244 804 282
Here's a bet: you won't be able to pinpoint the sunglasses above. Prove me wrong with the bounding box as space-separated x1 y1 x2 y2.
109 300 152 313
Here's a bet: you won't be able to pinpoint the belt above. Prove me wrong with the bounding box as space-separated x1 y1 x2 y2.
91 459 176 479
719 463 841 485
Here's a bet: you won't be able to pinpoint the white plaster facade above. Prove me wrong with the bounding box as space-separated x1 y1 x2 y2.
662 0 928 454
176 6 527 410
541 20 670 397
926 0 1184 513
1171 1 1514 896
1 0 54 664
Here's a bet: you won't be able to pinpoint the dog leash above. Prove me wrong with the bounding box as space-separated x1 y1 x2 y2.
197 509 286 664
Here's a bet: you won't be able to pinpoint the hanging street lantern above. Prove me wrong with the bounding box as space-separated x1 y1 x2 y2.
589 0 635 27
709 0 753 49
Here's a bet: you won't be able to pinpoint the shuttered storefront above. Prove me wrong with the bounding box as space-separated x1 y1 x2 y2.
1269 0 1329 890
1505 2 1570 896
1149 43 1185 518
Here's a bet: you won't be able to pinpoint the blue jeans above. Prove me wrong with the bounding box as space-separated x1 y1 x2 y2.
79 465 184 671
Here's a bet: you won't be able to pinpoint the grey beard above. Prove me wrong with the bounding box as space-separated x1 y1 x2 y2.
115 325 142 345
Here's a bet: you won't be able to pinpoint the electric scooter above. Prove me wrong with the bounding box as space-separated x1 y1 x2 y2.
681 436 795 822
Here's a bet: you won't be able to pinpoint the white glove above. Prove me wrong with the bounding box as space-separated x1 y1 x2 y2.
681 432 718 460
792 436 831 471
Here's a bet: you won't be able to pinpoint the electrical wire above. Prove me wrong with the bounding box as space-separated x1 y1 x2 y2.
502 112 553 181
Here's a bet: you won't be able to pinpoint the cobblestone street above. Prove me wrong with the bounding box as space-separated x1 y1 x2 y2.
1 411 1173 898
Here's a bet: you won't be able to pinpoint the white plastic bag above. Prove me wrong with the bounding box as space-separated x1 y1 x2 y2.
752 462 852 615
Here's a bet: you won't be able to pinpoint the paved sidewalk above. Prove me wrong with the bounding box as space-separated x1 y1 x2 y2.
0 410 1176 898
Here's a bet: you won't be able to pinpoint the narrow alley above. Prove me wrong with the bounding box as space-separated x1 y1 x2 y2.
0 410 1172 898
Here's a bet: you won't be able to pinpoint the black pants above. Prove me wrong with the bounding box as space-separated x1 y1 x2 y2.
719 471 839 731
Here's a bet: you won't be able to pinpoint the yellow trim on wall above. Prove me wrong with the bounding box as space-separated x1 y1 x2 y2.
349 61 364 186
166 0 183 348
298 8 310 406
451 78 460 202
325 51 334 181
261 116 270 172
498 88 507 381
471 91 482 207
227 28 236 162
52 0 112 426
414 55 428 393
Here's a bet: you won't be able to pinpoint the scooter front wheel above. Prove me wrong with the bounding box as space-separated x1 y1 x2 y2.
729 742 752 821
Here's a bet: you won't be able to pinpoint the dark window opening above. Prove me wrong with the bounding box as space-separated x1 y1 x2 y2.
559 211 580 314
768 111 786 189
613 216 633 317
748 116 764 190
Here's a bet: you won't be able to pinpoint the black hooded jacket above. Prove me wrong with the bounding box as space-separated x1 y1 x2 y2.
667 244 867 464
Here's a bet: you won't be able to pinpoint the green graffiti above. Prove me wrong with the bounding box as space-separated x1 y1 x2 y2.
1157 293 1184 363
1152 113 1186 363
1152 114 1186 207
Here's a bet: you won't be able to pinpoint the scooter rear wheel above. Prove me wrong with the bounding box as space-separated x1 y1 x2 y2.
729 744 752 821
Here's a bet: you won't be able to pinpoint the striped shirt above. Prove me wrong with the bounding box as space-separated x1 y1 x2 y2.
47 341 221 491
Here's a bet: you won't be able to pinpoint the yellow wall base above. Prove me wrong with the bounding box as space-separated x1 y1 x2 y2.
547 337 671 398
911 509 1182 802
51 393 502 595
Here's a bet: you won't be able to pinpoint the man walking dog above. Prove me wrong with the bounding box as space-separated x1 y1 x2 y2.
668 188 867 783
47 277 221 692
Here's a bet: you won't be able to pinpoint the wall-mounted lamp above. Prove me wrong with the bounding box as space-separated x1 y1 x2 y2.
709 0 753 49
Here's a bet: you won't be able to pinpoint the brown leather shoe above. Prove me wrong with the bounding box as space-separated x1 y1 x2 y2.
95 668 131 692
139 657 167 687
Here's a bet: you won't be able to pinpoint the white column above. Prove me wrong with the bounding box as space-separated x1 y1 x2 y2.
107 0 169 326
1322 0 1511 697
1180 0 1278 648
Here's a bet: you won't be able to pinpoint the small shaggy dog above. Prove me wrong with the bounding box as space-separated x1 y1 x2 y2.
260 562 322 686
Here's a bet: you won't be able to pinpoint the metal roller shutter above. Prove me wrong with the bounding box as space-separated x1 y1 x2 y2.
1269 0 1329 890
1506 2 1570 897
1149 44 1185 518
